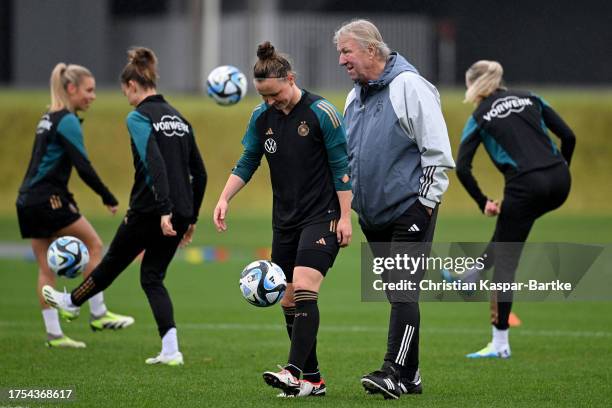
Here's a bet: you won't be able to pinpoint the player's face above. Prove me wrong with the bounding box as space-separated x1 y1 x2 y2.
67 76 96 112
255 77 295 111
337 35 375 83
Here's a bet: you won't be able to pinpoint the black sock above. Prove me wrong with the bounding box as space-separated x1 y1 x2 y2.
302 342 321 383
284 305 320 382
71 275 98 306
494 302 512 330
287 290 319 376
282 305 295 338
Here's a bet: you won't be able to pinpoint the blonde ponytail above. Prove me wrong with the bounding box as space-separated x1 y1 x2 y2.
464 60 504 105
49 63 93 112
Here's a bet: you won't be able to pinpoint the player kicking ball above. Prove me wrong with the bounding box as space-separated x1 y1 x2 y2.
455 60 575 358
16 62 134 348
213 41 352 397
42 47 206 364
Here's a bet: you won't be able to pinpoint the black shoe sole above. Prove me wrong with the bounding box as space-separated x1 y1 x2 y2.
403 384 423 395
361 378 400 400
263 373 299 396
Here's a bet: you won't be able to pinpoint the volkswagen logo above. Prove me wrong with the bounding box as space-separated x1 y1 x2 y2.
265 138 277 153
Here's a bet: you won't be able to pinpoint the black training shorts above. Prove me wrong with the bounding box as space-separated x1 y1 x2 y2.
271 220 340 283
16 194 81 239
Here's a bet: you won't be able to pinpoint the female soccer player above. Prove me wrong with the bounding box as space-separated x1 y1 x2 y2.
42 47 207 365
213 42 352 397
17 63 134 348
455 60 575 358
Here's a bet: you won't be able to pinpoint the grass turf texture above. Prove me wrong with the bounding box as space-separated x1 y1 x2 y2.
1 88 612 215
1 214 611 407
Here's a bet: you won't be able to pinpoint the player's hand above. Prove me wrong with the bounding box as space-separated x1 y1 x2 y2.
161 214 177 236
179 224 196 248
336 217 352 247
106 205 118 215
213 199 229 232
484 200 500 217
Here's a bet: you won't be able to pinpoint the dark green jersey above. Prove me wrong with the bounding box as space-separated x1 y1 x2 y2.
126 95 207 223
17 109 116 207
456 89 576 211
232 90 350 231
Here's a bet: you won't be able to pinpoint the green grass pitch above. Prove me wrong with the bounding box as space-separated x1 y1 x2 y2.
1 214 611 407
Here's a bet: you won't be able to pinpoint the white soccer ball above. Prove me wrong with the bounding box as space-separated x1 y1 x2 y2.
47 236 89 279
239 260 286 307
206 65 247 106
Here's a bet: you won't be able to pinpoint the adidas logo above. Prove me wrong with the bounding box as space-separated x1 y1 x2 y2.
266 128 274 135
316 238 327 245
409 224 420 232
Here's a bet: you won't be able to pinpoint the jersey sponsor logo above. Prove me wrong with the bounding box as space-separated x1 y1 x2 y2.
264 138 277 153
36 114 53 134
152 115 189 137
297 121 310 137
483 96 533 122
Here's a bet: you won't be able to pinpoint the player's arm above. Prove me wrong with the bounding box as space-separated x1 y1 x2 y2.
214 174 247 232
399 76 455 212
536 96 576 165
313 99 353 247
456 116 489 212
214 108 264 232
127 111 173 233
57 114 118 210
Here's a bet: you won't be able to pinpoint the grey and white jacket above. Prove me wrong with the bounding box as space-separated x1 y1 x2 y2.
343 52 454 229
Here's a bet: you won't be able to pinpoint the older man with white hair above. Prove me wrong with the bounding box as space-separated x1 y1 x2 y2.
334 19 454 400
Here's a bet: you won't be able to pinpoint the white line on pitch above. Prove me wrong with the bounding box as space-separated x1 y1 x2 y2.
1 320 611 338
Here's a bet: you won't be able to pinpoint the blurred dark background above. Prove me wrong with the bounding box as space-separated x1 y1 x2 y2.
1 0 610 90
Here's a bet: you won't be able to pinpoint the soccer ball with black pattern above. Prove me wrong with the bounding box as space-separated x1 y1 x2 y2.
239 260 286 307
206 65 247 106
46 236 89 279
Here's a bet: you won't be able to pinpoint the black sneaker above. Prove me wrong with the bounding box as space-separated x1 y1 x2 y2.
360 366 401 400
399 370 423 394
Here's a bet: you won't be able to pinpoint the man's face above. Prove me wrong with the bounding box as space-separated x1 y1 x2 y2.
337 35 374 83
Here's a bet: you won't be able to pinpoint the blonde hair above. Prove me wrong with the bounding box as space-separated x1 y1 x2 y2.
49 63 93 112
464 60 505 104
333 19 390 60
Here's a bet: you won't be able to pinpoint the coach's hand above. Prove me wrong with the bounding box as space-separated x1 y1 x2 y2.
337 216 352 247
180 224 196 248
213 200 229 232
484 200 501 217
161 214 177 236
